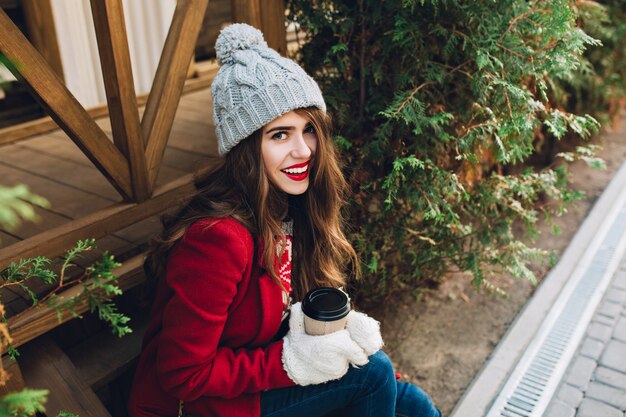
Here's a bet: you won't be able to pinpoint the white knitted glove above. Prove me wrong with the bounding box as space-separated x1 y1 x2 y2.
345 310 384 356
282 302 369 386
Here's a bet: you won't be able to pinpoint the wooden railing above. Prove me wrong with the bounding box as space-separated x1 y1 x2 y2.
0 0 286 268
1 0 209 202
0 0 287 387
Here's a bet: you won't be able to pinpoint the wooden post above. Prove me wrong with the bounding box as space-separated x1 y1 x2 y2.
90 0 150 202
231 0 287 55
21 0 65 80
143 0 209 190
0 8 133 200
231 0 262 29
261 0 287 56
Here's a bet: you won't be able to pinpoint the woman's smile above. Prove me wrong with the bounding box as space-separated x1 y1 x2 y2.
281 160 310 181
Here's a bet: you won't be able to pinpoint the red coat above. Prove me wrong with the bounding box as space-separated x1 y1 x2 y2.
128 218 295 417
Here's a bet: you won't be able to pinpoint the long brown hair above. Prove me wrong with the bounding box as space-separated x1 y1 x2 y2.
145 107 359 301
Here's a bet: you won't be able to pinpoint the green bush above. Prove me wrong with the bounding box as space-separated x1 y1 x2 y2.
286 0 622 303
0 184 127 416
567 1 626 123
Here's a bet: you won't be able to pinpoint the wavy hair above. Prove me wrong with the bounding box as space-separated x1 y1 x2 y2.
144 107 359 301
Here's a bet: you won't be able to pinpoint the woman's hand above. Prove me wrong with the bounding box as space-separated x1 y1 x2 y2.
345 310 384 356
282 302 369 386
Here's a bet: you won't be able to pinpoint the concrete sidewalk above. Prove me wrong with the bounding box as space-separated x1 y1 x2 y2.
544 262 626 417
451 135 626 417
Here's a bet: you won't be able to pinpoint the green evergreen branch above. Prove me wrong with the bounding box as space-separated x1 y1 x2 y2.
0 241 131 345
0 389 47 417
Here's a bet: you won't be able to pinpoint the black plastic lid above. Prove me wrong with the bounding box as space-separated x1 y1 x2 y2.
301 287 350 321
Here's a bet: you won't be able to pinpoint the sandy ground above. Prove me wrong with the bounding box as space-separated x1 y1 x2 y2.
371 115 626 415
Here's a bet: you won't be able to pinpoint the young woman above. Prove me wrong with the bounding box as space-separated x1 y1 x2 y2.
128 23 441 417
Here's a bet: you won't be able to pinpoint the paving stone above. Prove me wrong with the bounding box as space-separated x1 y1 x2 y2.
600 340 626 373
544 399 575 417
586 381 626 409
599 300 623 318
594 314 616 327
587 322 613 343
594 366 626 390
605 287 626 304
565 356 597 390
613 316 626 343
580 337 606 361
576 398 622 417
556 382 584 408
613 269 626 290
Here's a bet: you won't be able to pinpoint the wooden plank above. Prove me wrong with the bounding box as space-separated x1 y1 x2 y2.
0 162 113 220
1 206 70 240
170 105 214 125
0 9 132 199
231 0 262 28
70 235 135 269
168 125 216 155
175 104 213 123
0 231 19 248
16 135 190 188
1 234 135 320
260 0 287 55
169 117 213 140
2 299 30 320
0 72 214 146
177 90 212 108
90 0 149 202
18 336 112 417
97 97 216 157
67 310 149 390
6 255 145 353
0 286 22 307
17 133 93 167
0 169 209 270
112 215 162 245
21 122 215 172
143 0 210 189
179 86 212 105
21 0 64 79
0 145 120 201
0 356 25 395
162 147 214 173
0 105 110 147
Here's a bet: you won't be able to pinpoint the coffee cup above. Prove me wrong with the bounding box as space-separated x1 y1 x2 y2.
301 287 351 335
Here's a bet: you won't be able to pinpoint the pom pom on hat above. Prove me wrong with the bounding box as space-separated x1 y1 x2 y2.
215 23 267 65
211 23 326 155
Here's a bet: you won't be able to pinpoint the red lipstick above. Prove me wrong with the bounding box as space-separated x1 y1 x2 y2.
281 160 310 181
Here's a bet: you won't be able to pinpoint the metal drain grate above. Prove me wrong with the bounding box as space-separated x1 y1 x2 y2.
486 198 626 417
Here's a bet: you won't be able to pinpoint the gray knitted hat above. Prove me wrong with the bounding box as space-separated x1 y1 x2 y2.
211 23 326 156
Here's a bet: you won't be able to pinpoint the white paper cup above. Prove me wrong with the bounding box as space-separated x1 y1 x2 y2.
301 287 350 335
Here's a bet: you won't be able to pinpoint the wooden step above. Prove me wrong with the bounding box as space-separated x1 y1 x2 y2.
66 309 149 391
18 335 111 417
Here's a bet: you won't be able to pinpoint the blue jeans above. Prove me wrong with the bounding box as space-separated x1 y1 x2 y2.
261 351 442 417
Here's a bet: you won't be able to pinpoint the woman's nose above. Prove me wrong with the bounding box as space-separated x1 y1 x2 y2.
291 133 312 159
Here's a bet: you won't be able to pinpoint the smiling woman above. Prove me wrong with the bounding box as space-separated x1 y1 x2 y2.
261 110 317 195
128 23 441 417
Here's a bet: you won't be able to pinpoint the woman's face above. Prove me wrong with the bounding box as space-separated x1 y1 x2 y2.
261 110 317 195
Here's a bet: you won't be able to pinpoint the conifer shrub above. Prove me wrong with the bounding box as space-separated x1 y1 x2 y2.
286 0 621 303
0 184 127 415
568 1 626 123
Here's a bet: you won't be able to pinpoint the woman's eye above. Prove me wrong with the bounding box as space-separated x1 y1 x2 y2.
272 132 288 141
304 124 316 135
